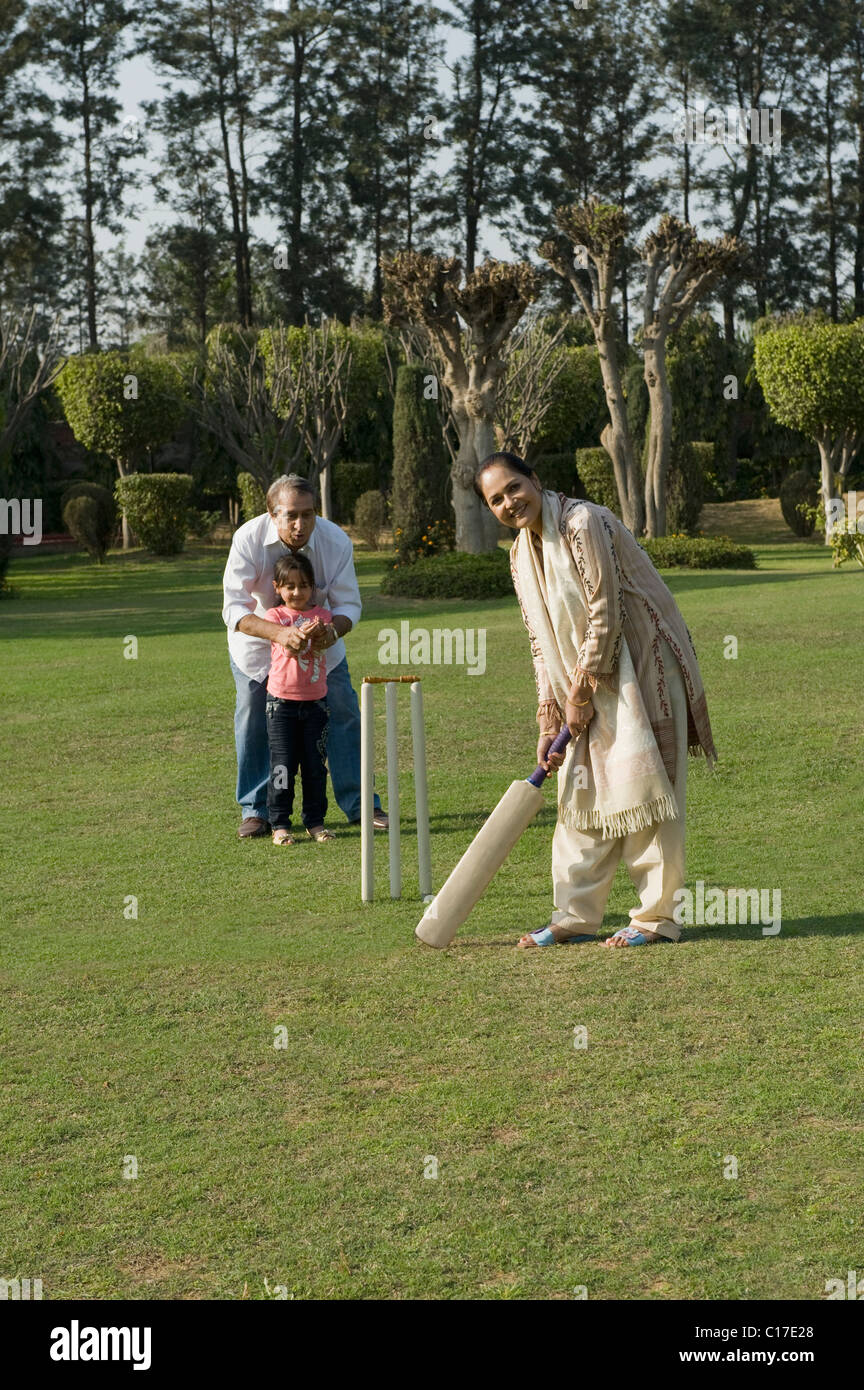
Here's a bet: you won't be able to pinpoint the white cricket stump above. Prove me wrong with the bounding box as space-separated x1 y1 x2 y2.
360 680 375 901
360 675 432 903
410 682 433 900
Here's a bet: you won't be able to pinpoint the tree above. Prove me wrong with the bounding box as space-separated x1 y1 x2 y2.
55 350 188 546
383 253 538 552
0 0 64 318
429 1 528 273
339 0 443 317
259 0 357 324
143 0 266 328
32 0 139 350
0 309 62 459
541 202 643 533
391 362 449 554
640 216 744 535
753 318 864 539
258 321 353 521
193 325 306 490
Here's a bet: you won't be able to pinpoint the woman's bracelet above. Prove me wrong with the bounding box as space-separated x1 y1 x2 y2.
569 695 592 707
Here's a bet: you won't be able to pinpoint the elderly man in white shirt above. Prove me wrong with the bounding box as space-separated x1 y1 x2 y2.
223 473 386 838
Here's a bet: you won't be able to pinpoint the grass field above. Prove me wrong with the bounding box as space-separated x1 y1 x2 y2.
1 517 863 1300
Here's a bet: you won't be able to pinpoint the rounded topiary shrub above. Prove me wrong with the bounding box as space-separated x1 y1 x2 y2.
641 535 757 569
666 440 705 535
354 489 388 549
779 468 819 536
381 548 512 599
574 447 621 516
61 481 117 559
237 471 266 523
63 491 116 562
115 472 194 555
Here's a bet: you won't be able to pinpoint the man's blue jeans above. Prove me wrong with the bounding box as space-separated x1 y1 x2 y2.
230 655 380 823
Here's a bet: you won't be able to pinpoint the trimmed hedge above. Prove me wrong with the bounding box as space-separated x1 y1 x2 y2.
237 471 266 523
115 472 194 555
779 468 819 536
575 447 621 516
534 451 584 497
640 535 757 569
63 484 116 562
380 548 512 598
666 439 705 534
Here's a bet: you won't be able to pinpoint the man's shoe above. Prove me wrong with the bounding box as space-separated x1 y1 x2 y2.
372 810 389 830
238 817 270 838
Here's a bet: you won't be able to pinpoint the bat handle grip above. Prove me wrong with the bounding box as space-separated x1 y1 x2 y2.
526 725 572 787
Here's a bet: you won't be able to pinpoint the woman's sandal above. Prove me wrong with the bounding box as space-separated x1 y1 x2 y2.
306 827 335 843
603 926 669 946
272 829 296 846
517 926 597 949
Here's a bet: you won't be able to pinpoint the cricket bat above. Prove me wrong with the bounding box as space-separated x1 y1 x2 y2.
415 727 572 948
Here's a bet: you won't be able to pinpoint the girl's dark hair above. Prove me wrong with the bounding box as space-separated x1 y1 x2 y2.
273 551 316 591
473 451 539 501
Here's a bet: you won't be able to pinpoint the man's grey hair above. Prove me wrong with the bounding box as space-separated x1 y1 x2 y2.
266 474 317 513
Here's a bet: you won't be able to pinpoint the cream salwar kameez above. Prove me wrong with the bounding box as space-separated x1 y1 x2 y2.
510 493 716 941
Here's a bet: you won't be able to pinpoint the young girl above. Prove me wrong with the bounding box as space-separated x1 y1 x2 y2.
263 552 335 846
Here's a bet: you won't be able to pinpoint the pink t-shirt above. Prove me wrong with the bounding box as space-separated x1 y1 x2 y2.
264 604 333 700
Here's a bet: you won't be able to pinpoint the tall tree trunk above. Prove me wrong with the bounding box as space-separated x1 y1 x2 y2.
643 334 673 538
209 0 250 328
825 62 838 322
81 68 99 350
596 321 643 535
289 29 306 325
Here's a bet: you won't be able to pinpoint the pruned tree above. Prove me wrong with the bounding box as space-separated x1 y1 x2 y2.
754 318 864 541
382 252 538 551
640 216 745 535
541 202 642 533
495 318 567 462
0 309 62 458
258 320 352 522
192 325 306 490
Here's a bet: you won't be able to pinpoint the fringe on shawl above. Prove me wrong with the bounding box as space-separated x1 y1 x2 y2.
557 791 679 839
570 664 618 694
537 698 563 729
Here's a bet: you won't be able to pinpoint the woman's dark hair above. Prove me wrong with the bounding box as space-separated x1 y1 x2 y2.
473 451 538 501
273 551 316 591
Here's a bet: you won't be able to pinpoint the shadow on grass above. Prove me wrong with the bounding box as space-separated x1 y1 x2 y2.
424 912 863 950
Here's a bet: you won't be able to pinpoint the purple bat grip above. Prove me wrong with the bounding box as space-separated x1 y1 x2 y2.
526 726 572 788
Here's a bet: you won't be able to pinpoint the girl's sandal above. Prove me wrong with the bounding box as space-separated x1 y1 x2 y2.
517 926 597 949
306 827 335 843
272 830 296 846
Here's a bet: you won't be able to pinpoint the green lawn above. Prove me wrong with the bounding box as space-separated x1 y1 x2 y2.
1 529 862 1300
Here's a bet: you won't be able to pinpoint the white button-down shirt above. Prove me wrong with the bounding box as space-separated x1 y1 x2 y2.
222 511 362 682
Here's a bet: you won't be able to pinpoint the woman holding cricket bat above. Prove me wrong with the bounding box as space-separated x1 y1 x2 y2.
475 453 716 949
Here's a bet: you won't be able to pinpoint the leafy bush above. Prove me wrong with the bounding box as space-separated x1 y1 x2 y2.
114 472 194 555
381 548 513 598
640 534 757 569
393 517 454 566
575 447 621 516
237 471 266 522
333 461 377 525
666 440 705 534
354 489 388 549
829 520 864 569
62 483 116 561
186 508 221 540
779 468 819 536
